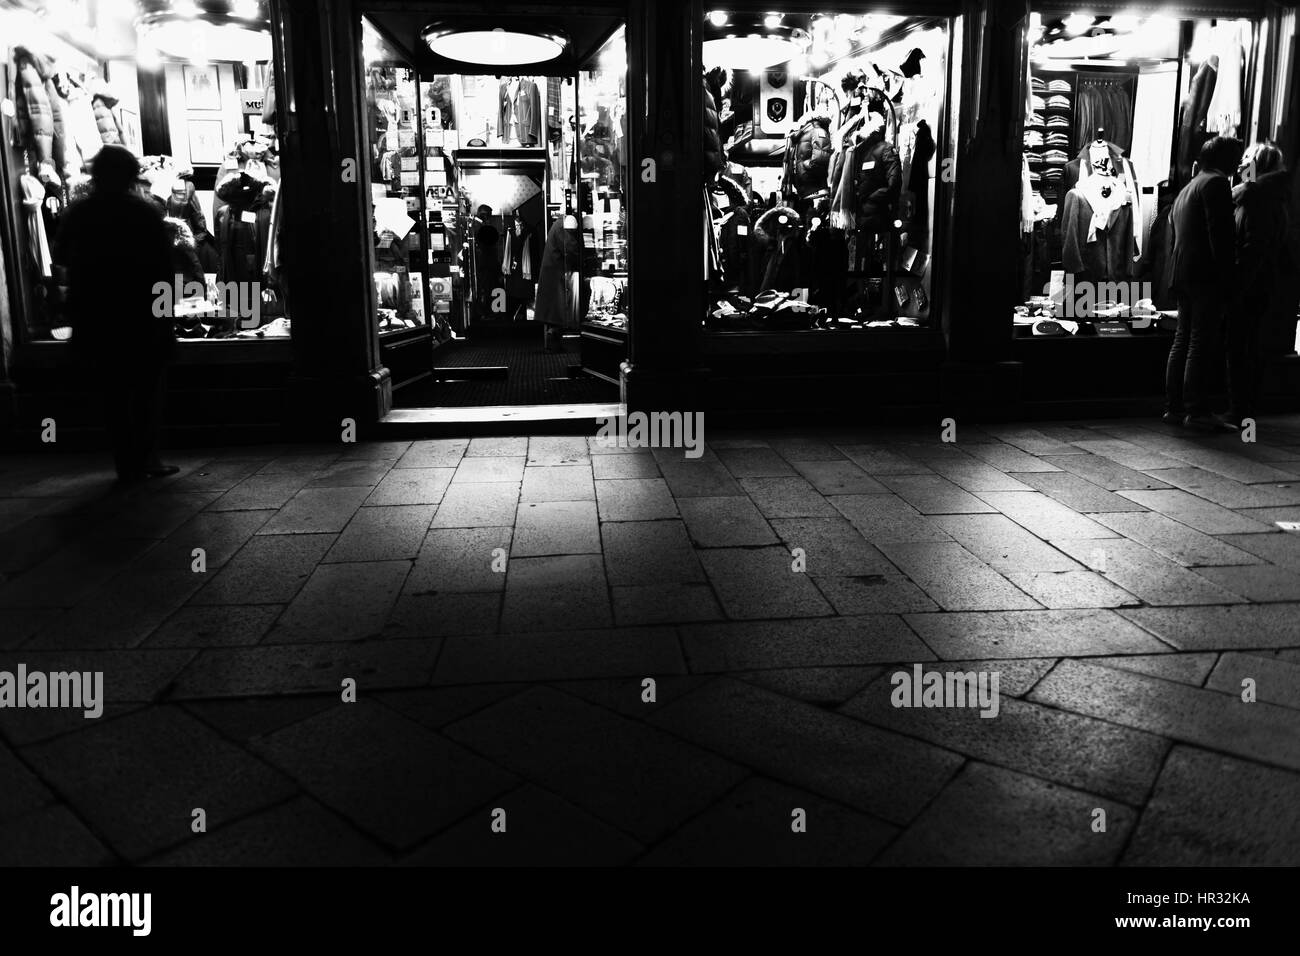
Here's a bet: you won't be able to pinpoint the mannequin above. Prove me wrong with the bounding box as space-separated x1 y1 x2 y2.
1060 128 1142 281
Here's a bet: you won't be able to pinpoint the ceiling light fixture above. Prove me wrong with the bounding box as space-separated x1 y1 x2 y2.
135 1 271 62
422 22 568 67
703 12 810 70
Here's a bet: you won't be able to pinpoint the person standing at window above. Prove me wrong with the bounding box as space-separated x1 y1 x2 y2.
1226 142 1291 427
54 145 179 482
1165 135 1242 430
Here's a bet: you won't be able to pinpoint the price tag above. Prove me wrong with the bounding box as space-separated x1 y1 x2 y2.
240 210 257 224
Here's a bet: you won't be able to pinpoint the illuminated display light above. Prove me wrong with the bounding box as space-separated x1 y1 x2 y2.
422 24 568 66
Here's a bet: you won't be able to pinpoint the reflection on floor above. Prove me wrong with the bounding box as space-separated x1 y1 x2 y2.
395 326 618 408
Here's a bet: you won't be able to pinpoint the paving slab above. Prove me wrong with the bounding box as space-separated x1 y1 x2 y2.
1119 604 1300 651
680 615 934 673
446 687 745 844
649 678 961 825
905 609 1170 659
1122 746 1300 865
876 762 1134 866
1030 659 1300 771
638 776 896 866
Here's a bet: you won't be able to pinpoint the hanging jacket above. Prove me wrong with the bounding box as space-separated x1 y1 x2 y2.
64 84 105 168
90 81 122 145
853 128 902 227
785 111 832 199
14 47 54 165
746 206 804 296
216 172 275 283
45 72 82 182
1176 57 1218 186
703 79 724 178
713 176 751 288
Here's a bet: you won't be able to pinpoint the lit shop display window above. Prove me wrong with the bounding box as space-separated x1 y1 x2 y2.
703 11 950 333
2 0 289 343
363 18 628 344
1016 12 1257 338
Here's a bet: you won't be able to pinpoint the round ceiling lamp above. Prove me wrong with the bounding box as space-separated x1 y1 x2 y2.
422 23 568 67
704 12 810 70
135 1 271 63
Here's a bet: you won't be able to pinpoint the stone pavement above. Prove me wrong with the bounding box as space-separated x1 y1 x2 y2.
2 417 1300 866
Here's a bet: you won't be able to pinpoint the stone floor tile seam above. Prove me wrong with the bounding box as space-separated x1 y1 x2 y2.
834 683 1164 809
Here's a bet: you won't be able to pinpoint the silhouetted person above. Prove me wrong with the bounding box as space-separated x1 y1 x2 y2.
54 145 179 481
1165 135 1242 430
1226 142 1292 427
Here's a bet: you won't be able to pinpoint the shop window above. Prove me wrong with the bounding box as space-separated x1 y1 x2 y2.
369 14 629 354
703 11 950 333
1 0 289 344
1017 13 1256 338
362 19 440 341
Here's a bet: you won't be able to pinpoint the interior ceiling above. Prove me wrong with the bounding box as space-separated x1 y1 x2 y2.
366 7 623 76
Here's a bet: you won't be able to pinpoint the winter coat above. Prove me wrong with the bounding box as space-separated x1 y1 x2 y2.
703 80 724 178
1177 57 1218 186
44 73 82 182
746 206 804 295
216 173 275 283
1170 169 1236 300
535 218 582 330
1233 169 1292 308
852 130 902 227
786 112 832 198
713 176 751 288
91 81 122 145
65 85 105 168
163 217 206 287
14 47 54 164
53 188 174 367
165 179 219 274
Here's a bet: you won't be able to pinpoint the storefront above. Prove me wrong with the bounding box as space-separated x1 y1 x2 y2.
1010 1 1300 413
693 3 970 419
0 0 301 443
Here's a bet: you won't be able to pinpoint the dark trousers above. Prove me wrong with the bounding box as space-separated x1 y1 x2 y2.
1165 289 1226 417
103 365 167 479
1226 299 1265 419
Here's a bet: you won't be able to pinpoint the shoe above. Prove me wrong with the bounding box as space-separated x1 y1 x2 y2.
143 465 181 478
1184 414 1232 432
1161 411 1184 426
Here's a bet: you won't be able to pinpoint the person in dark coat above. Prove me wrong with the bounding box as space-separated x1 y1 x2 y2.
1226 142 1292 425
53 145 179 481
1165 135 1242 429
535 214 582 350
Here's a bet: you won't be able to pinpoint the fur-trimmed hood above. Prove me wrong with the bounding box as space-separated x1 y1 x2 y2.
754 206 802 242
796 109 833 133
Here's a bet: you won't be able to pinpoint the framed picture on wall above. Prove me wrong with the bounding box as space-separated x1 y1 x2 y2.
187 119 226 165
117 108 141 155
183 64 221 110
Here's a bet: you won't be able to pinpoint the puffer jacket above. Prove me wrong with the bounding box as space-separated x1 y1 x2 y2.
91 80 122 145
703 80 724 179
14 47 54 164
746 206 805 295
714 176 751 289
786 111 833 198
852 128 902 227
45 72 84 182
163 217 206 287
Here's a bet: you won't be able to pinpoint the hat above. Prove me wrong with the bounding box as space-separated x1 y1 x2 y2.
899 48 925 78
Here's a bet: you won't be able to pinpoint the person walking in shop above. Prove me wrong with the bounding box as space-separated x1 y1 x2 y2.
1164 135 1243 430
1225 142 1292 427
54 144 180 482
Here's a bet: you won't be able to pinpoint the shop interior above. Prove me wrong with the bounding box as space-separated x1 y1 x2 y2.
1017 12 1257 337
359 11 628 408
703 11 949 333
1 0 287 345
